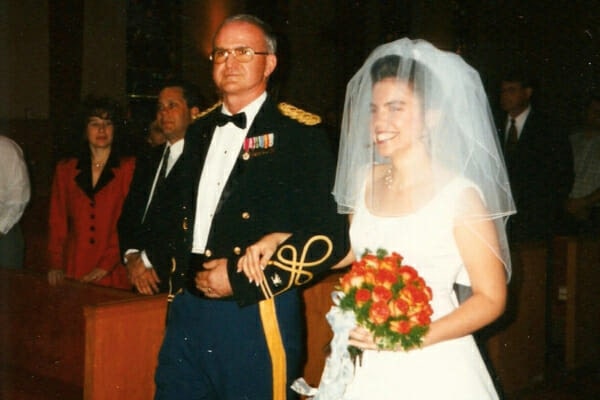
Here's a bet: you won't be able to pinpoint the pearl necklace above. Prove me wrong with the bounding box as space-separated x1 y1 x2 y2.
384 167 394 190
93 160 106 168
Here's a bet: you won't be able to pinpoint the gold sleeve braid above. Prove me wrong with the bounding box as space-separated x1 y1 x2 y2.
277 102 322 126
258 235 333 299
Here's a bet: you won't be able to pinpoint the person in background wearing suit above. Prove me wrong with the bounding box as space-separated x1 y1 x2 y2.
153 14 349 400
47 96 134 288
118 80 201 297
146 119 167 148
498 70 573 244
0 134 30 269
561 94 600 236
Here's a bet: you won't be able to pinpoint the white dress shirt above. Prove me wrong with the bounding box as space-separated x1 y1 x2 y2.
192 92 266 253
0 135 30 234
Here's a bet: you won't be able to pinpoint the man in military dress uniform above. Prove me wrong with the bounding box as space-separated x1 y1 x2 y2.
154 14 349 400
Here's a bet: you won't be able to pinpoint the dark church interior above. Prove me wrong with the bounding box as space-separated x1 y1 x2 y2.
1 1 599 399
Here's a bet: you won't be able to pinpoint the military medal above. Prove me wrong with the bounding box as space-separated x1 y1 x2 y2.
242 133 275 160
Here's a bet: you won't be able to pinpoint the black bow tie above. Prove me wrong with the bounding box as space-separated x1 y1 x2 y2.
216 112 247 129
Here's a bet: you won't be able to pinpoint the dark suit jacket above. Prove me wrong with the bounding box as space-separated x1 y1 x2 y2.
499 109 574 242
118 140 200 293
174 97 350 306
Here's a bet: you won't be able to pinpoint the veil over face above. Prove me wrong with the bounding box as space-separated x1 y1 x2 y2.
332 38 516 277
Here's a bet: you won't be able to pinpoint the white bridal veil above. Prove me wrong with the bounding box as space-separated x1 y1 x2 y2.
332 38 516 275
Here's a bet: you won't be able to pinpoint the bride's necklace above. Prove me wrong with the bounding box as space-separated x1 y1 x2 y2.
384 167 394 191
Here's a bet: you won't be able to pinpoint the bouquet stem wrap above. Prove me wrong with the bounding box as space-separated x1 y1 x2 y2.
291 291 356 399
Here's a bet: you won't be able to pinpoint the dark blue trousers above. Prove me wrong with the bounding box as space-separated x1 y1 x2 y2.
155 290 303 400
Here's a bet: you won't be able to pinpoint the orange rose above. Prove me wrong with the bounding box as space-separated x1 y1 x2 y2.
374 268 397 288
355 288 372 306
390 297 410 316
372 285 393 303
390 319 412 334
399 265 418 282
369 300 391 325
411 310 432 325
340 270 366 291
405 285 429 304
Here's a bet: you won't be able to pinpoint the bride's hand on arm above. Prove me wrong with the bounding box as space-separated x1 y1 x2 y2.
237 232 292 284
422 189 507 348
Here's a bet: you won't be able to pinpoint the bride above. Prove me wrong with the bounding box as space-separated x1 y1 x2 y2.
239 38 515 399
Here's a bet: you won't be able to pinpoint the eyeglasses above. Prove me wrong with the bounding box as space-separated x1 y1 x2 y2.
210 47 270 64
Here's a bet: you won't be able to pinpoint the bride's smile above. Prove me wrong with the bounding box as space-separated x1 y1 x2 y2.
370 77 424 157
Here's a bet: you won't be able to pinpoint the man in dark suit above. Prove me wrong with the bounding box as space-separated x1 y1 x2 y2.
498 71 573 243
118 80 201 296
154 14 349 400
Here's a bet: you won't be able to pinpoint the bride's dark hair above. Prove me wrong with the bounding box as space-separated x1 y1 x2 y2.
369 54 439 106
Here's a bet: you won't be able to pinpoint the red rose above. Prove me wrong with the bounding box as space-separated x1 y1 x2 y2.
411 310 432 325
372 285 393 303
399 265 418 282
390 297 410 316
374 268 397 288
390 319 412 334
369 300 391 325
406 285 428 303
362 254 380 267
355 288 372 305
340 269 366 291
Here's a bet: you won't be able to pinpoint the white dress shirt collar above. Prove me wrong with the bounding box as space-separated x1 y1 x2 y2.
221 92 267 132
507 105 531 139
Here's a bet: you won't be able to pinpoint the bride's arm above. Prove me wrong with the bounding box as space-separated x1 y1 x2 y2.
421 189 507 348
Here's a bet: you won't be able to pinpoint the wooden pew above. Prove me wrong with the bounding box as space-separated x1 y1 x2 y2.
6 252 569 399
486 241 548 394
301 272 342 387
0 267 340 399
84 293 166 399
551 236 600 370
0 268 167 400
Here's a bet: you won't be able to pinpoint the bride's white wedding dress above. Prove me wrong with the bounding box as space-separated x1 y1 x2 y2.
344 176 500 400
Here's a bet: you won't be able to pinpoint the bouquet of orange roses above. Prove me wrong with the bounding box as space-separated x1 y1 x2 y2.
291 249 434 399
338 248 433 351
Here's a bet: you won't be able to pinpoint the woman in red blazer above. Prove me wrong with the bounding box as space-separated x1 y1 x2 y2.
47 96 135 289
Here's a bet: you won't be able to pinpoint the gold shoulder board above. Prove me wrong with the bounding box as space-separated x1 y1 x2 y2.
193 101 221 120
278 102 322 126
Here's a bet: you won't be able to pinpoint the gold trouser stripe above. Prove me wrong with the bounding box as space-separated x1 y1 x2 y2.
259 298 286 400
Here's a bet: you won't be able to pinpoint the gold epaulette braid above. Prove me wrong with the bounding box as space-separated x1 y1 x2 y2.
193 101 222 120
277 102 322 126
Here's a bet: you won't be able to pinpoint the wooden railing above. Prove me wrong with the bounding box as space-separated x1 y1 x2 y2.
0 268 165 400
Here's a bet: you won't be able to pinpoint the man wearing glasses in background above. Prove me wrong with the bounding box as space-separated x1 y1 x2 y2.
154 14 349 400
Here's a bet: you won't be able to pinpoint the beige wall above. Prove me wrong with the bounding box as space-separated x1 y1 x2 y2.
1 0 50 120
1 1 127 121
81 0 127 105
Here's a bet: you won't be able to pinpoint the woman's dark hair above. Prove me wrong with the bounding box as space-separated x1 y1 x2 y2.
73 95 125 161
371 55 412 83
370 54 437 103
79 95 124 134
